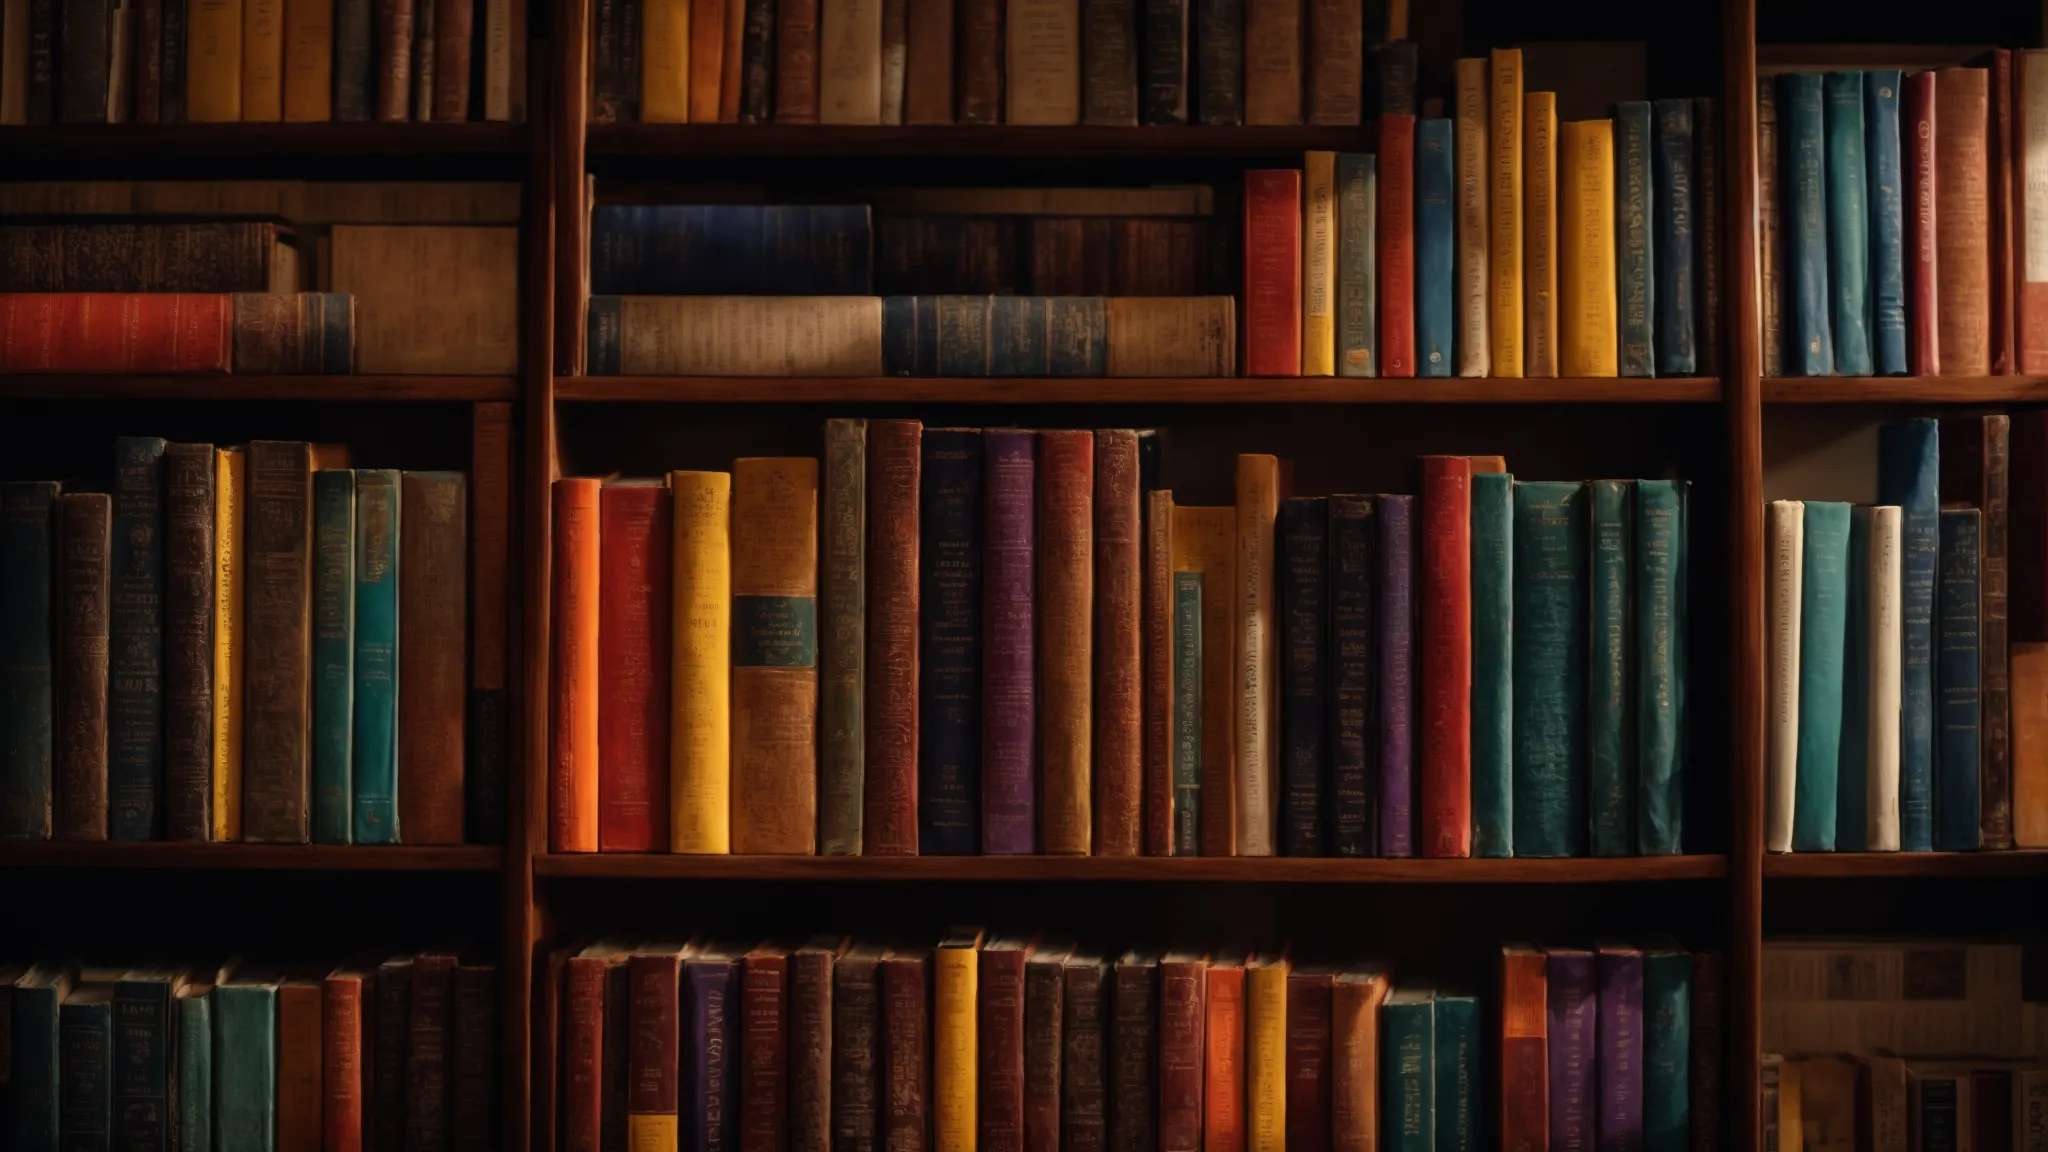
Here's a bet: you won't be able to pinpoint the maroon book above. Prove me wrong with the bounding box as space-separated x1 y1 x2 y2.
833 945 886 1152
1157 952 1209 1152
742 944 793 1152
979 937 1036 1152
865 420 923 856
628 946 687 1148
881 949 930 1152
1284 968 1335 1152
1023 946 1071 1152
1060 955 1109 1152
792 937 848 1152
1109 951 1158 1152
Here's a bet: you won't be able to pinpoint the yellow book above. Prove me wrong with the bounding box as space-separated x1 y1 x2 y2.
669 470 731 853
1302 150 1336 376
186 0 244 121
241 0 284 120
1778 1057 1804 1152
281 0 331 120
212 447 245 841
1488 48 1523 376
628 1116 678 1152
642 0 691 122
935 928 984 1152
1560 118 1619 377
2012 641 2048 846
1524 91 1559 377
1234 455 1279 857
1246 952 1290 1152
1171 505 1236 857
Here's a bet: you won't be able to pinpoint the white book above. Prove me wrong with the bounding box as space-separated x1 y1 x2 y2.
1453 57 1490 376
1767 499 1805 852
1865 505 1903 850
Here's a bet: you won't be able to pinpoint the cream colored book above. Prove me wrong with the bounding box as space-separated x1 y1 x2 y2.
328 225 520 373
1524 91 1559 377
1302 150 1336 376
596 296 884 376
1453 57 1490 376
1865 505 1903 851
819 0 884 123
1767 499 1806 854
1105 297 1236 376
1004 0 1080 124
1234 454 1280 856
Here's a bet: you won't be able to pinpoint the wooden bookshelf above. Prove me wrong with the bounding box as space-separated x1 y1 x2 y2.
0 123 530 159
535 853 1730 882
586 123 1376 159
0 375 520 401
1763 851 2048 879
1761 375 2048 403
556 375 1722 403
0 842 506 871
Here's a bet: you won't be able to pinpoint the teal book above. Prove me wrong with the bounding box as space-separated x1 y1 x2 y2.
60 986 113 1152
1173 571 1201 854
1780 72 1834 375
1652 99 1697 375
214 968 279 1152
1643 949 1692 1152
1615 101 1657 377
1837 508 1873 852
312 470 356 845
1936 508 1981 851
1589 481 1634 857
109 435 167 841
352 469 401 845
1512 482 1588 858
1432 994 1479 1152
176 988 212 1152
1823 71 1873 375
1338 151 1378 377
1877 419 1936 850
1415 118 1455 377
1382 988 1436 1152
14 964 72 1152
1866 69 1907 375
113 966 180 1152
1794 500 1851 851
0 480 60 840
1470 473 1513 858
1637 480 1687 855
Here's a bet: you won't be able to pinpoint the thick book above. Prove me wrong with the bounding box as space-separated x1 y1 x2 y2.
1469 475 1511 857
112 967 181 1152
1203 956 1246 1152
564 943 624 1152
732 459 821 854
1137 0 1185 123
1111 950 1158 1152
399 471 466 845
1615 101 1656 377
1330 963 1387 1152
1935 67 1992 375
1337 152 1378 377
1780 73 1834 375
775 0 820 122
324 969 368 1152
831 945 882 1152
1419 458 1471 856
1512 482 1586 857
1589 480 1634 856
451 964 498 1152
1794 500 1851 851
902 0 951 122
821 419 869 856
881 948 930 1152
311 469 356 844
1524 93 1559 377
1867 70 1908 375
1596 945 1645 1150
0 222 299 292
1280 497 1327 856
599 482 673 852
0 482 59 839
1878 419 1938 850
217 968 280 1152
1560 118 1618 377
742 945 792 1152
1643 949 1690 1152
242 441 312 844
1941 414 2013 847
1190 0 1235 124
590 206 873 295
1637 480 1688 855
877 295 1114 377
352 469 401 844
978 938 1032 1152
406 952 458 1152
935 930 984 1152
588 295 883 376
1304 150 1336 375
1489 49 1525 376
1283 966 1331 1152
107 436 165 841
1906 71 1938 375
1094 431 1143 855
1241 0 1299 123
231 293 356 374
1378 494 1415 857
919 429 983 854
1651 99 1697 375
686 947 742 1152
1327 495 1376 856
956 0 1001 123
373 956 413 1152
1235 455 1280 856
277 976 322 1152
55 493 111 840
1245 954 1287 1152
16 966 74 1152
1245 170 1303 375
1823 73 1873 375
1172 505 1237 856
1500 947 1548 1151
1062 955 1108 1152
1545 950 1595 1150
1937 507 1982 850
983 431 1038 854
1415 118 1455 376
671 471 732 853
550 479 600 852
1024 945 1069 1152
1380 988 1433 1152
1766 502 1804 852
1038 431 1095 856
866 420 922 856
1377 113 1417 377
61 986 114 1152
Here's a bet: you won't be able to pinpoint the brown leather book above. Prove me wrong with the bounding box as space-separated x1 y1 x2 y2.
744 943 793 1152
1158 951 1209 1152
280 975 326 1152
1242 0 1302 125
406 951 459 1152
721 0 746 120
955 0 1002 123
629 944 687 1149
1037 430 1095 855
373 956 414 1152
1060 954 1108 1152
979 936 1036 1152
1023 945 1071 1152
1110 950 1158 1152
563 942 632 1152
1284 967 1334 1152
1687 953 1722 1152
467 403 513 844
399 471 468 845
880 947 930 1152
865 420 923 856
793 936 849 1152
431 0 472 118
689 0 727 120
1094 429 1143 856
1990 50 2016 375
1329 963 1388 1152
163 443 216 841
54 493 111 842
1936 66 1993 376
376 0 415 119
732 458 821 854
1203 953 1247 1152
602 952 632 1152
833 944 886 1152
775 0 821 120
1144 487 1176 855
902 0 952 121
1304 0 1359 125
243 441 313 844
324 968 370 1152
451 964 497 1152
1942 414 2014 847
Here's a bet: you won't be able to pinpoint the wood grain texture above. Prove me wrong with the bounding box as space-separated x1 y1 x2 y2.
0 841 504 869
1762 850 2048 878
532 854 1730 882
556 376 1722 403
1762 375 2048 403
0 375 517 400
586 124 1383 156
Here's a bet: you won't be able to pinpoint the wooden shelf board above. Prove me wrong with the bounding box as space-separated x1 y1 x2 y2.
0 123 529 158
1762 376 2048 403
557 376 1723 404
0 375 519 401
587 124 1376 158
535 854 1729 882
1764 851 2048 878
0 842 505 871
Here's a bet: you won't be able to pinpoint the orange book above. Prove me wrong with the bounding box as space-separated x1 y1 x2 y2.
1203 952 1247 1152
688 0 726 120
1500 945 1549 1150
550 478 602 853
1329 963 1389 1152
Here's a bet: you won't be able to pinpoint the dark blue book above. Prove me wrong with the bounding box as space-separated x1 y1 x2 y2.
587 205 874 295
1378 495 1415 858
1432 994 1479 1152
1780 73 1835 375
1652 99 1698 376
1643 949 1691 1152
686 949 741 1152
14 965 72 1152
1173 571 1202 853
1381 988 1435 1152
1615 101 1658 377
113 967 179 1152
1878 419 1938 850
0 481 59 840
1328 495 1376 857
1936 508 1982 851
918 429 984 854
1824 71 1874 376
1513 482 1588 858
60 986 113 1152
1280 497 1328 856
1415 118 1456 378
109 436 166 841
1866 69 1908 375
312 470 356 845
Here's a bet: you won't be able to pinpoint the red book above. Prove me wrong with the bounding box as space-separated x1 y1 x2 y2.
880 949 930 1152
1500 946 1549 1152
0 294 231 373
598 482 673 852
792 937 847 1152
1378 114 1419 378
1202 956 1244 1152
1093 429 1143 857
743 944 792 1152
1284 968 1334 1152
1420 455 1472 857
550 479 601 853
1936 67 1993 376
1991 50 2017 375
864 420 922 856
628 946 686 1147
979 937 1034 1152
563 946 629 1152
324 969 370 1152
1907 70 1941 376
2015 411 2048 640
1244 170 1303 376
1157 952 1208 1152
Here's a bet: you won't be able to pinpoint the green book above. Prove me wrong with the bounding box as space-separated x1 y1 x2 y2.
312 470 356 845
351 469 401 845
1836 507 1873 852
1432 994 1479 1152
13 963 72 1152
176 987 212 1152
1589 480 1634 856
1382 987 1436 1152
1795 500 1852 851
1637 479 1688 855
214 967 280 1152
1512 482 1588 858
59 986 113 1152
1643 949 1693 1152
1470 473 1513 858
1173 571 1202 854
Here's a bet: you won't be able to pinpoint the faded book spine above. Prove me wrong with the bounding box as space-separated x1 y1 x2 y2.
1304 0 1356 125
739 0 775 120
1280 497 1327 856
55 492 112 839
1935 67 1991 375
832 952 879 1152
108 436 166 841
865 420 922 855
1377 114 1417 377
352 469 401 844
1455 59 1490 375
1040 430 1096 855
1145 485 1175 855
399 471 467 845
1235 455 1280 856
1656 97 1700 375
1193 0 1237 124
1615 102 1656 377
1589 480 1634 857
919 430 982 853
983 430 1038 853
1328 495 1374 856
1082 0 1137 124
777 0 820 120
550 479 600 852
1158 956 1206 1152
1759 77 1785 376
243 441 313 844
311 469 356 845
1241 0 1299 124
821 418 869 856
791 948 835 1152
1337 152 1377 377
956 0 1001 122
1062 959 1107 1152
1094 430 1142 855
1139 0 1184 124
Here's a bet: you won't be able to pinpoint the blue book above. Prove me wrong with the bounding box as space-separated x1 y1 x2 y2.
1780 73 1835 375
1470 474 1512 858
214 968 280 1152
1174 571 1202 853
1643 949 1692 1152
113 966 179 1152
1838 508 1873 852
1512 482 1587 858
1615 102 1657 377
1432 994 1479 1152
885 296 1107 377
1415 118 1456 378
351 469 401 845
1878 419 1938 850
1596 944 1646 1151
1865 69 1908 375
14 965 72 1152
176 988 212 1152
1381 988 1436 1152
918 430 983 855
1824 71 1874 376
585 296 623 375
109 435 166 841
1652 99 1698 375
0 481 59 840
587 204 875 295
1794 500 1851 851
1378 494 1416 857
1329 495 1376 856
1637 480 1688 854
989 296 1050 376
60 986 113 1152
1280 497 1328 855
1338 153 1378 377
686 949 742 1152
1589 480 1634 857
1937 508 1982 850
312 470 356 845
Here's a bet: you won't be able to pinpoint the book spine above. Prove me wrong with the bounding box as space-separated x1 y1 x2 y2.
107 436 165 840
1378 113 1417 377
821 418 869 856
1758 78 1784 376
1303 150 1336 375
160 0 187 121
776 0 820 121
217 985 277 1152
240 441 312 843
1643 954 1690 1152
1139 0 1185 123
467 404 513 845
865 421 921 856
0 482 59 839
549 479 600 852
1380 996 1432 1152
1111 963 1156 1152
325 977 366 1152
670 472 732 853
1244 169 1303 375
350 469 400 844
1523 92 1558 376
1868 70 1908 374
1433 996 1478 1152
1235 455 1280 856
598 484 673 853
1024 960 1063 1152
111 983 169 1152
1864 507 1904 851
1469 475 1512 857
564 959 607 1152
312 469 356 844
1645 99 1696 376
452 966 498 1152
955 0 1000 123
919 430 982 853
1589 479 1634 857
1877 419 1938 849
1995 51 2017 375
1905 70 1938 374
1192 0 1236 124
902 0 950 121
832 957 878 1152
177 995 211 1152
1336 152 1378 377
374 0 413 119
334 0 373 118
135 0 161 120
1637 480 1687 854
742 954 790 1152
280 981 324 1152
1377 494 1414 857
1040 430 1095 855
738 0 774 121
1696 96 1722 374
1823 75 1872 375
1980 416 2014 848
688 960 739 1152
1303 0 1355 124
57 0 111 121
2023 55 2048 374
1686 955 1721 1152
1547 953 1595 1149
374 960 412 1152
983 429 1037 853
1501 953 1548 1152
1203 968 1245 1152
1241 0 1298 124
407 955 456 1152
1512 482 1587 857
1082 0 1137 124
1415 118 1455 376
1280 497 1327 856
1615 103 1655 375
1936 67 1992 375
1327 495 1375 856
685 0 721 121
212 450 243 840
979 949 1026 1152
1094 430 1142 855
1329 975 1378 1152
1793 501 1850 851
55 493 112 840
935 947 977 1152
407 0 434 119
398 472 466 845
1420 457 1471 856
1596 949 1645 1151
1454 59 1491 376
1781 74 1835 375
61 998 113 1152
1766 502 1803 852
731 459 822 854
1938 508 1982 850
1063 962 1107 1152
1283 974 1330 1152
1561 118 1620 377
881 956 928 1152
1145 486 1175 856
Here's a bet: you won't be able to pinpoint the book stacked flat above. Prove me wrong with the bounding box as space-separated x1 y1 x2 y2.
0 426 516 846
548 426 1692 858
0 953 498 1152
1765 414 2048 852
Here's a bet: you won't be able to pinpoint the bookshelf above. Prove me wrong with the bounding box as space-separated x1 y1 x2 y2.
0 375 521 401
554 375 1725 404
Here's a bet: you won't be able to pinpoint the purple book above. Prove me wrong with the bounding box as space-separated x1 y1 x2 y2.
1547 947 1599 1152
1595 944 1644 1152
1377 494 1415 857
687 950 742 1152
983 429 1039 854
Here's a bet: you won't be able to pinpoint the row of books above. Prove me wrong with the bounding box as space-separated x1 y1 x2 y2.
1764 939 2044 1061
1764 1054 2048 1152
0 430 515 845
0 0 524 124
549 427 1690 858
0 293 357 374
1763 415 2048 852
586 0 1413 126
3 953 498 1152
554 936 1719 1152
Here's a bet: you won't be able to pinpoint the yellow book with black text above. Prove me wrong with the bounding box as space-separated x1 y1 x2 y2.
1524 91 1559 377
186 0 245 120
669 470 730 852
1488 48 1524 376
1247 952 1290 1152
212 447 245 841
1560 119 1620 377
1302 150 1336 376
935 928 984 1152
